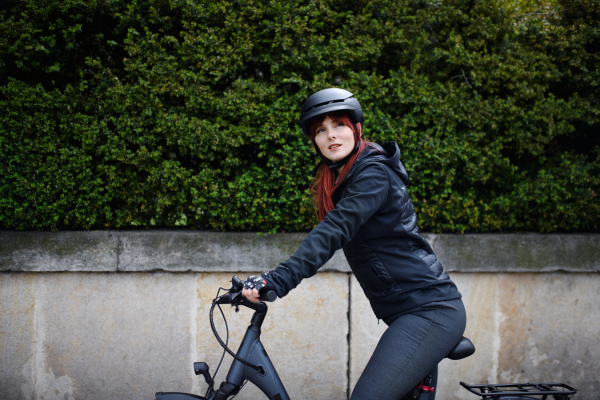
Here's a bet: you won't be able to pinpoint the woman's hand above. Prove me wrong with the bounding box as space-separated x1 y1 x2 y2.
242 273 273 303
242 287 261 303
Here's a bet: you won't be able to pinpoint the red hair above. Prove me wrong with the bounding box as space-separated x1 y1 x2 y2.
310 112 367 221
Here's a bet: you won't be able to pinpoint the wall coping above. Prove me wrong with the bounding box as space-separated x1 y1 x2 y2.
1 231 599 273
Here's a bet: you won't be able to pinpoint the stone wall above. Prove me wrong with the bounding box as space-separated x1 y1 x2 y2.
1 231 599 400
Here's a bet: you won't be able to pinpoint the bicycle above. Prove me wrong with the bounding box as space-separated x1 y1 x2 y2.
155 276 578 400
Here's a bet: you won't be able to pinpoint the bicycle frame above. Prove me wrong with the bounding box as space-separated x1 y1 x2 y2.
156 287 289 400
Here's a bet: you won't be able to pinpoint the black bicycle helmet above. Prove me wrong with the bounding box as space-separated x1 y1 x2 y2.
298 88 364 137
299 88 365 172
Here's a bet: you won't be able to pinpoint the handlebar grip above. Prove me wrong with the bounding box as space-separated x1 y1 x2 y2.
259 290 277 302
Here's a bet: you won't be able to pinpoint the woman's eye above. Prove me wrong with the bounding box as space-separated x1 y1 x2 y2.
317 128 325 134
336 123 344 127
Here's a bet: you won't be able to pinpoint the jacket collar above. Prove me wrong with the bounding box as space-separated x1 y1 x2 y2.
339 141 410 187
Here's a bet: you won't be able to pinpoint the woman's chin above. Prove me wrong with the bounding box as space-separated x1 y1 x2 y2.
324 152 351 163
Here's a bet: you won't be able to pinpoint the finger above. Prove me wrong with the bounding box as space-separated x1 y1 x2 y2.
241 288 258 303
249 291 260 302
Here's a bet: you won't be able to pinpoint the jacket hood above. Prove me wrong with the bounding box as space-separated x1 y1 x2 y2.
346 141 409 185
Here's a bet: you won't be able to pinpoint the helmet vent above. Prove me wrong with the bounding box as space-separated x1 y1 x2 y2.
305 98 347 113
313 101 332 108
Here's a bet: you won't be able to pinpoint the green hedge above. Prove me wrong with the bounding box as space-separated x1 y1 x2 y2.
1 0 598 232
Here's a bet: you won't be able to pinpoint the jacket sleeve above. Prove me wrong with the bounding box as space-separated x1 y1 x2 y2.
266 164 390 298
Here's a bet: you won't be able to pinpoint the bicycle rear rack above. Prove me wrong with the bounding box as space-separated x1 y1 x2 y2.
460 382 577 399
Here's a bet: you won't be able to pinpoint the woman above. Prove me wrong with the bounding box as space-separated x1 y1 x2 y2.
242 88 466 400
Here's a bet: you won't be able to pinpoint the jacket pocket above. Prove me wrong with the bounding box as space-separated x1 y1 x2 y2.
352 259 393 298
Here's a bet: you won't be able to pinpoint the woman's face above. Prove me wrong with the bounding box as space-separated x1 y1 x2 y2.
313 116 356 163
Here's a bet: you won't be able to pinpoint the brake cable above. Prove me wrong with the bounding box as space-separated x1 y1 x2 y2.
205 293 228 399
209 292 264 373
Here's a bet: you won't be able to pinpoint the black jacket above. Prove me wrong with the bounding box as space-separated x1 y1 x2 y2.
266 142 461 322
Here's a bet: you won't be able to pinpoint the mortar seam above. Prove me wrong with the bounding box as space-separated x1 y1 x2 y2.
116 231 121 272
347 272 352 400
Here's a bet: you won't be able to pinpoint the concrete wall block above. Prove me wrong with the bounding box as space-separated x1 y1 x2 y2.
118 231 350 272
445 273 599 400
426 233 600 272
1 274 37 400
193 272 349 400
2 273 197 400
0 232 118 272
495 273 599 400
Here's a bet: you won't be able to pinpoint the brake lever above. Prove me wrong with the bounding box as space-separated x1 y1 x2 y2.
231 290 242 301
213 288 241 305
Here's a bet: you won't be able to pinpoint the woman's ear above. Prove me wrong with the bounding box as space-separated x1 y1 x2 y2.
356 122 363 138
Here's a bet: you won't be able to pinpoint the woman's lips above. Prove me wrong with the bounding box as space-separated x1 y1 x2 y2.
329 144 341 149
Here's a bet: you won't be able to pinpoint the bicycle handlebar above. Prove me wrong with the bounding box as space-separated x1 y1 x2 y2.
232 275 276 300
213 276 276 308
231 275 277 302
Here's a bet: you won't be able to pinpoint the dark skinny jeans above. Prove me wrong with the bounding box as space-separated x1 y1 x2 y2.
350 298 467 400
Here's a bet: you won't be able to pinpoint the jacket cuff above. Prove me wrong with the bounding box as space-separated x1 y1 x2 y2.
260 271 278 294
